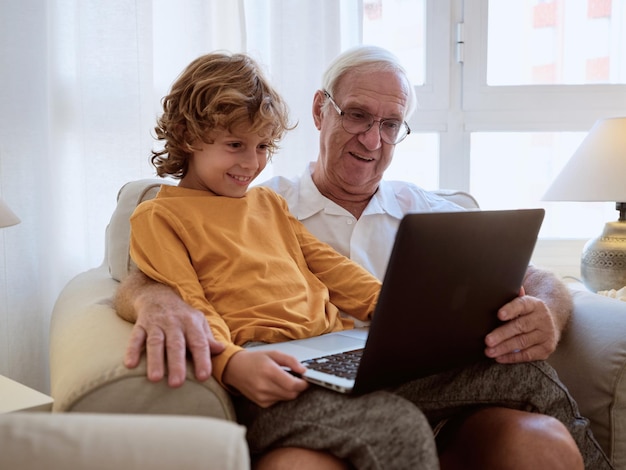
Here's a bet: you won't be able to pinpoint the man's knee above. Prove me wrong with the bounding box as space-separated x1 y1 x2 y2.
439 407 583 470
515 413 584 470
253 447 352 470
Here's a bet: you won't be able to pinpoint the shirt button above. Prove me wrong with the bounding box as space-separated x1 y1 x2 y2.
347 219 354 225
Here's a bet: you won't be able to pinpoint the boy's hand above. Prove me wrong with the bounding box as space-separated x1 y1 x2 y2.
223 350 309 407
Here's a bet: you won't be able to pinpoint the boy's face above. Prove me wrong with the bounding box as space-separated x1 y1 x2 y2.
180 123 270 197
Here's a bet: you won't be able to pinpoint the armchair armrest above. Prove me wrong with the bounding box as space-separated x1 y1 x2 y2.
49 264 236 420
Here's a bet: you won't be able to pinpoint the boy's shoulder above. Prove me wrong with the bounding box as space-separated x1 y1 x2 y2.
247 186 292 214
248 185 286 201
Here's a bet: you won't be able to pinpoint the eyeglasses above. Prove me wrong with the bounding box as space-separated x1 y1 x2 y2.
323 91 411 145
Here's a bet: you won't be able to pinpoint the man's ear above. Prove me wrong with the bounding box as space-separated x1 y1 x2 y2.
312 90 326 130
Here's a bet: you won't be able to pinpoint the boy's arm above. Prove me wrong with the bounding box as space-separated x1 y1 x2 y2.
115 268 223 387
285 204 380 321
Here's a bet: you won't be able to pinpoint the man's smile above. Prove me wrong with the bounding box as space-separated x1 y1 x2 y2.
349 151 375 162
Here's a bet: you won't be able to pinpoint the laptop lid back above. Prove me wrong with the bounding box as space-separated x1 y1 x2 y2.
352 209 545 394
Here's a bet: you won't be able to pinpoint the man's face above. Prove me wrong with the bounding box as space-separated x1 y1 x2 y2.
313 69 410 201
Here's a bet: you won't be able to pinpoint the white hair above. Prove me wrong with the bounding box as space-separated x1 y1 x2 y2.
321 45 417 119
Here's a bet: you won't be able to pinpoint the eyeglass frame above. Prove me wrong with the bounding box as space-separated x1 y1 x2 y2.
323 90 411 145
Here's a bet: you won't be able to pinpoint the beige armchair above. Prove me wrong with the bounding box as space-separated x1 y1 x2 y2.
49 179 626 469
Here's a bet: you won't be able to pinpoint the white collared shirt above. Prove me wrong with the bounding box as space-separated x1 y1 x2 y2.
261 163 462 280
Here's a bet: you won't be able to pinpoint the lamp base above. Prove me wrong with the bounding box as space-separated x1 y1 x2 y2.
581 221 626 292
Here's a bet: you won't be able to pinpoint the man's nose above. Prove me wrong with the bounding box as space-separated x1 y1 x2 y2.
357 123 383 151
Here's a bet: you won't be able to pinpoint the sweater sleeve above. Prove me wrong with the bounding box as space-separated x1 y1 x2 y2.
129 201 243 386
270 194 381 321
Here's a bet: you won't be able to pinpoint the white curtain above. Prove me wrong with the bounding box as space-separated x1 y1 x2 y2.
0 0 360 392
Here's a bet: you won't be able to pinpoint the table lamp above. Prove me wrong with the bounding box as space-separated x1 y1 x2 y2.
0 198 20 228
542 117 626 293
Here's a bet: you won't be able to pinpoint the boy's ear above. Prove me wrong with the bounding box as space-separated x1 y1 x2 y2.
312 90 326 130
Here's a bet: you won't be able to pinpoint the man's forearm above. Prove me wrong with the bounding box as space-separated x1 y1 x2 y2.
523 266 573 339
115 268 175 323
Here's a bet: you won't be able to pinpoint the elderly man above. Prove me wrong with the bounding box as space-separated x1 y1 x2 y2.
116 46 610 470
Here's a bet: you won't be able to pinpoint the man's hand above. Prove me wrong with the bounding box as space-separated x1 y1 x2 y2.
223 350 309 408
484 265 573 363
116 269 224 387
124 301 225 387
484 287 559 363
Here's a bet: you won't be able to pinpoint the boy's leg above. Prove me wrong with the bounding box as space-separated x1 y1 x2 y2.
235 387 438 470
394 360 613 470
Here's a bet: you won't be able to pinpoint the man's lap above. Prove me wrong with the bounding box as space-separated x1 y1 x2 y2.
234 360 610 469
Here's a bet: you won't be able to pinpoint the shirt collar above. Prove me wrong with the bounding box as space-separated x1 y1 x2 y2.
294 162 405 221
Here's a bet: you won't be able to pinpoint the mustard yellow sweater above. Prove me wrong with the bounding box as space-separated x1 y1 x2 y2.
130 185 381 384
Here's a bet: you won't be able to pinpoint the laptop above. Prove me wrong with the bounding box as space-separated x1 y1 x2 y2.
248 208 545 395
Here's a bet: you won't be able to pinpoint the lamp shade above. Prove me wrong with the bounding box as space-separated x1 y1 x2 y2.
0 198 20 228
542 117 626 202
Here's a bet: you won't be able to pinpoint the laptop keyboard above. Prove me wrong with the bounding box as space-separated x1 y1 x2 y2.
302 349 363 380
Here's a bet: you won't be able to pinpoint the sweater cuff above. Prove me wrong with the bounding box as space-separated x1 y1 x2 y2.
211 344 244 390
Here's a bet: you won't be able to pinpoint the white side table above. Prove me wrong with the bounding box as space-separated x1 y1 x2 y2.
0 375 54 412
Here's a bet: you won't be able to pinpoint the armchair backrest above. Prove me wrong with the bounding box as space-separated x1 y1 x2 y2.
106 179 174 281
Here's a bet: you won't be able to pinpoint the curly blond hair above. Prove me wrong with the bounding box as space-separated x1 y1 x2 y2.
151 52 292 178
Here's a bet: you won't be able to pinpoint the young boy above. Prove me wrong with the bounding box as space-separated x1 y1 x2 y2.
129 52 382 407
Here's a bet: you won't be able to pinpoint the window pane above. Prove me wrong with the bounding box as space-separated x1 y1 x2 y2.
470 132 616 238
362 0 426 86
488 0 626 85
386 133 439 190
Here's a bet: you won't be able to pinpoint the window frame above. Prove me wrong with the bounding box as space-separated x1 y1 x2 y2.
462 0 626 132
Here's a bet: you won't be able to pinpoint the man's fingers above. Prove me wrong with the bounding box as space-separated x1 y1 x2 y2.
485 316 527 349
492 344 547 364
497 295 534 322
203 320 226 354
145 326 167 383
164 329 189 387
124 324 147 368
186 324 214 382
485 329 550 360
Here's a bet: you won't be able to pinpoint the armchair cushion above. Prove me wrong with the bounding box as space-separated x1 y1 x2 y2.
548 288 626 468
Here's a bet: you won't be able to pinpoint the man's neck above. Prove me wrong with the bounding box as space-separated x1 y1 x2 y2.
311 171 375 220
